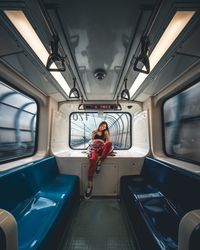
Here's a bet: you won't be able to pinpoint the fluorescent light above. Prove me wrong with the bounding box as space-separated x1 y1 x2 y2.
130 11 195 98
4 10 71 96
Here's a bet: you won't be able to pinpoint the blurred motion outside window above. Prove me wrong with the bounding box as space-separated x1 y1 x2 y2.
163 81 200 164
70 112 131 150
0 80 38 163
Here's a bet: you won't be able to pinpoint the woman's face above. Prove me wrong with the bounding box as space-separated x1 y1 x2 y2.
99 123 107 131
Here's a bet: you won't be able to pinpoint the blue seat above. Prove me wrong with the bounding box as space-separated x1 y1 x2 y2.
0 156 80 250
120 157 200 250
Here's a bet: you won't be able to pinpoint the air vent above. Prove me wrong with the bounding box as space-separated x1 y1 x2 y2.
94 69 106 80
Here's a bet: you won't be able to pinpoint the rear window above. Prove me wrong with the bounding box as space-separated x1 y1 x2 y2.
0 80 38 163
163 80 200 164
70 112 131 150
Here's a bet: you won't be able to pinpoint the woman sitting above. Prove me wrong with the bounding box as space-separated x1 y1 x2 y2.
84 121 112 199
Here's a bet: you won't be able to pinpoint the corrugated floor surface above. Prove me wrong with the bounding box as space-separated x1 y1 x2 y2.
59 198 138 250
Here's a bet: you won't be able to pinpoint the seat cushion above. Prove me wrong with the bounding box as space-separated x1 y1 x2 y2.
136 197 185 250
121 175 163 202
0 157 80 250
17 195 64 250
38 175 79 200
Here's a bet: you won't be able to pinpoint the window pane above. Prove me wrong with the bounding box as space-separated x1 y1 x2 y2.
0 80 38 163
163 81 200 163
70 112 131 150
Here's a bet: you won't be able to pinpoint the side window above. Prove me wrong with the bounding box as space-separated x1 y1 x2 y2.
163 81 200 164
70 112 131 150
0 80 38 163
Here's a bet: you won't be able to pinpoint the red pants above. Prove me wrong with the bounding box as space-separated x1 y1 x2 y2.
88 141 112 181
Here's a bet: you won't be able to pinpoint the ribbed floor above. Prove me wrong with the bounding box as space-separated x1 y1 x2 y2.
59 199 138 250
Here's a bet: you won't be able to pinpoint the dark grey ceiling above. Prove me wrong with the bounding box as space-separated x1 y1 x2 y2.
0 0 200 102
44 0 156 101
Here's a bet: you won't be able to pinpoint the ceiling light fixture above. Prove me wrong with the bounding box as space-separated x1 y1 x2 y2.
4 10 70 96
129 11 195 98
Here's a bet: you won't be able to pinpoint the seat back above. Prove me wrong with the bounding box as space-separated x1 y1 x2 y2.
0 163 38 212
142 157 200 212
170 170 200 212
141 157 175 196
32 156 59 189
0 156 59 212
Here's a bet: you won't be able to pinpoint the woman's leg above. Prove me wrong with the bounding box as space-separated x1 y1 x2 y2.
96 142 112 174
87 150 99 184
100 141 112 160
85 150 98 199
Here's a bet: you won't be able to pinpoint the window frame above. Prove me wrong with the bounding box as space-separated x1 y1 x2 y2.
69 111 132 150
0 78 39 164
162 78 200 165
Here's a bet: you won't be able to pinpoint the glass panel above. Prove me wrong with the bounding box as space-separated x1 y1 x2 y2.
0 129 16 143
0 81 38 163
19 112 35 130
20 131 32 142
24 103 37 113
70 112 131 150
0 105 17 128
163 81 200 163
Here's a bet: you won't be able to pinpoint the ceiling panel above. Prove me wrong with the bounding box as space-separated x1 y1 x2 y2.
0 25 22 57
2 53 65 99
46 0 156 100
1 0 200 103
135 16 200 101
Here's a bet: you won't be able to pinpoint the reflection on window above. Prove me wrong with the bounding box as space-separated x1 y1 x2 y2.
70 112 131 150
163 81 200 163
0 81 37 163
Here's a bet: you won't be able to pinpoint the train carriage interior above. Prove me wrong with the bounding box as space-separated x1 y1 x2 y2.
0 0 200 250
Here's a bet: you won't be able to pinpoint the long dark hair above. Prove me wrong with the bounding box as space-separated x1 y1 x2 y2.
97 121 110 135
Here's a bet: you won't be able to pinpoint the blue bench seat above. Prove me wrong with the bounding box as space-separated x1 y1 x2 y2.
120 157 200 250
0 156 80 250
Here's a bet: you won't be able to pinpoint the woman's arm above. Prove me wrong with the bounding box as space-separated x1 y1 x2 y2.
104 130 110 142
92 130 97 140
